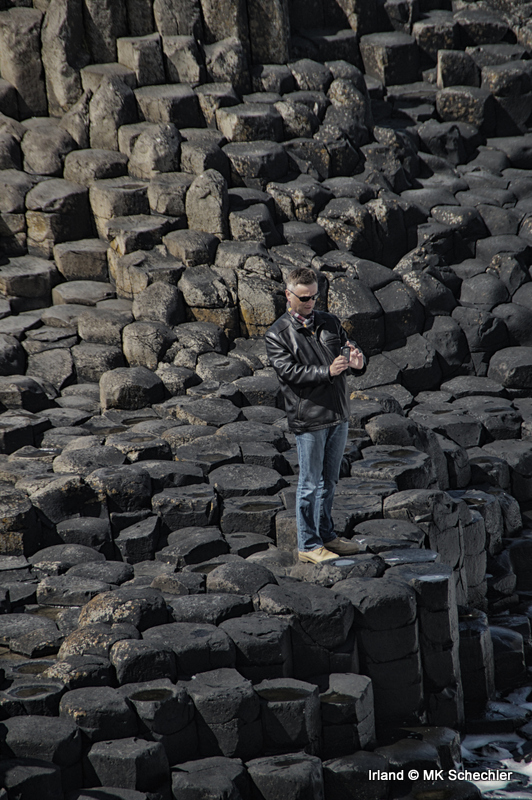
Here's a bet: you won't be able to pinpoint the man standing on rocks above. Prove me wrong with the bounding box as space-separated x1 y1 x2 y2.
265 267 366 564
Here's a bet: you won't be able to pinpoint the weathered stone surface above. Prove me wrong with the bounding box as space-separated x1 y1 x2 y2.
41 0 89 118
128 122 181 179
59 685 138 741
0 9 47 119
64 149 130 187
208 463 287 498
187 667 261 758
90 77 138 151
204 37 249 95
185 169 229 241
78 586 168 631
99 366 165 411
21 121 75 177
247 752 324 799
360 32 419 86
488 347 532 390
162 34 205 84
172 756 249 799
436 86 495 133
248 0 290 64
135 83 204 127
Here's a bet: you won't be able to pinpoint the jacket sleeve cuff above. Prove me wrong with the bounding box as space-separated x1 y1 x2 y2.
319 365 332 382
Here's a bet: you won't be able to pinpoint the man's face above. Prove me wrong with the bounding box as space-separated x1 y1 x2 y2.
285 282 318 318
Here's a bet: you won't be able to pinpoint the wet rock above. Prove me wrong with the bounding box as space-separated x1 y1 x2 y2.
119 677 193 740
333 576 423 726
85 736 169 794
0 758 63 800
152 484 220 532
490 625 526 692
187 667 261 759
246 752 324 800
316 672 375 757
254 677 320 755
1 713 81 769
256 581 353 652
219 613 291 682
388 561 463 725
458 608 495 715
171 756 249 800
323 751 391 800
375 737 441 773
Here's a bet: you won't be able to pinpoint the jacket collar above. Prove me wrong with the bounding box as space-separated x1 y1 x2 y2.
287 308 324 332
286 302 314 329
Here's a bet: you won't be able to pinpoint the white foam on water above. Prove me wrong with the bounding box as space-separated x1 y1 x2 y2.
461 731 532 795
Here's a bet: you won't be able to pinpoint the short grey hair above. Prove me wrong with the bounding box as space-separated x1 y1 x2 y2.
286 267 318 289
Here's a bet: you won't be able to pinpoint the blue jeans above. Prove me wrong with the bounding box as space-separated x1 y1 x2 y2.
295 421 348 552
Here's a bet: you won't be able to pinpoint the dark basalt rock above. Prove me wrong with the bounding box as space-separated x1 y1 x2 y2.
3 0 532 789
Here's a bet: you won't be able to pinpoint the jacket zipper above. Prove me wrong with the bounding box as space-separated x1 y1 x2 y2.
307 326 343 418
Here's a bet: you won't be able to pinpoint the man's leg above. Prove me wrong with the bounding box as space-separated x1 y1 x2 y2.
295 428 327 552
319 421 349 544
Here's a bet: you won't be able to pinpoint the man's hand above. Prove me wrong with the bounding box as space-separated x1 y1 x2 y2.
348 344 364 370
329 354 349 376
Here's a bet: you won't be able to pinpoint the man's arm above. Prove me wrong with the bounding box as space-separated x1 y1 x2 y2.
337 322 366 372
265 331 331 387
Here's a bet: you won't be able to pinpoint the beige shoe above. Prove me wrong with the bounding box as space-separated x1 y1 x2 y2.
298 546 338 564
325 536 361 555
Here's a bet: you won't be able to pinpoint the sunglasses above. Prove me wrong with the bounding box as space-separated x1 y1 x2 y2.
287 289 319 303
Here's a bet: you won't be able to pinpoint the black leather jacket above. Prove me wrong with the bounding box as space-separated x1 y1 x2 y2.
265 310 365 435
